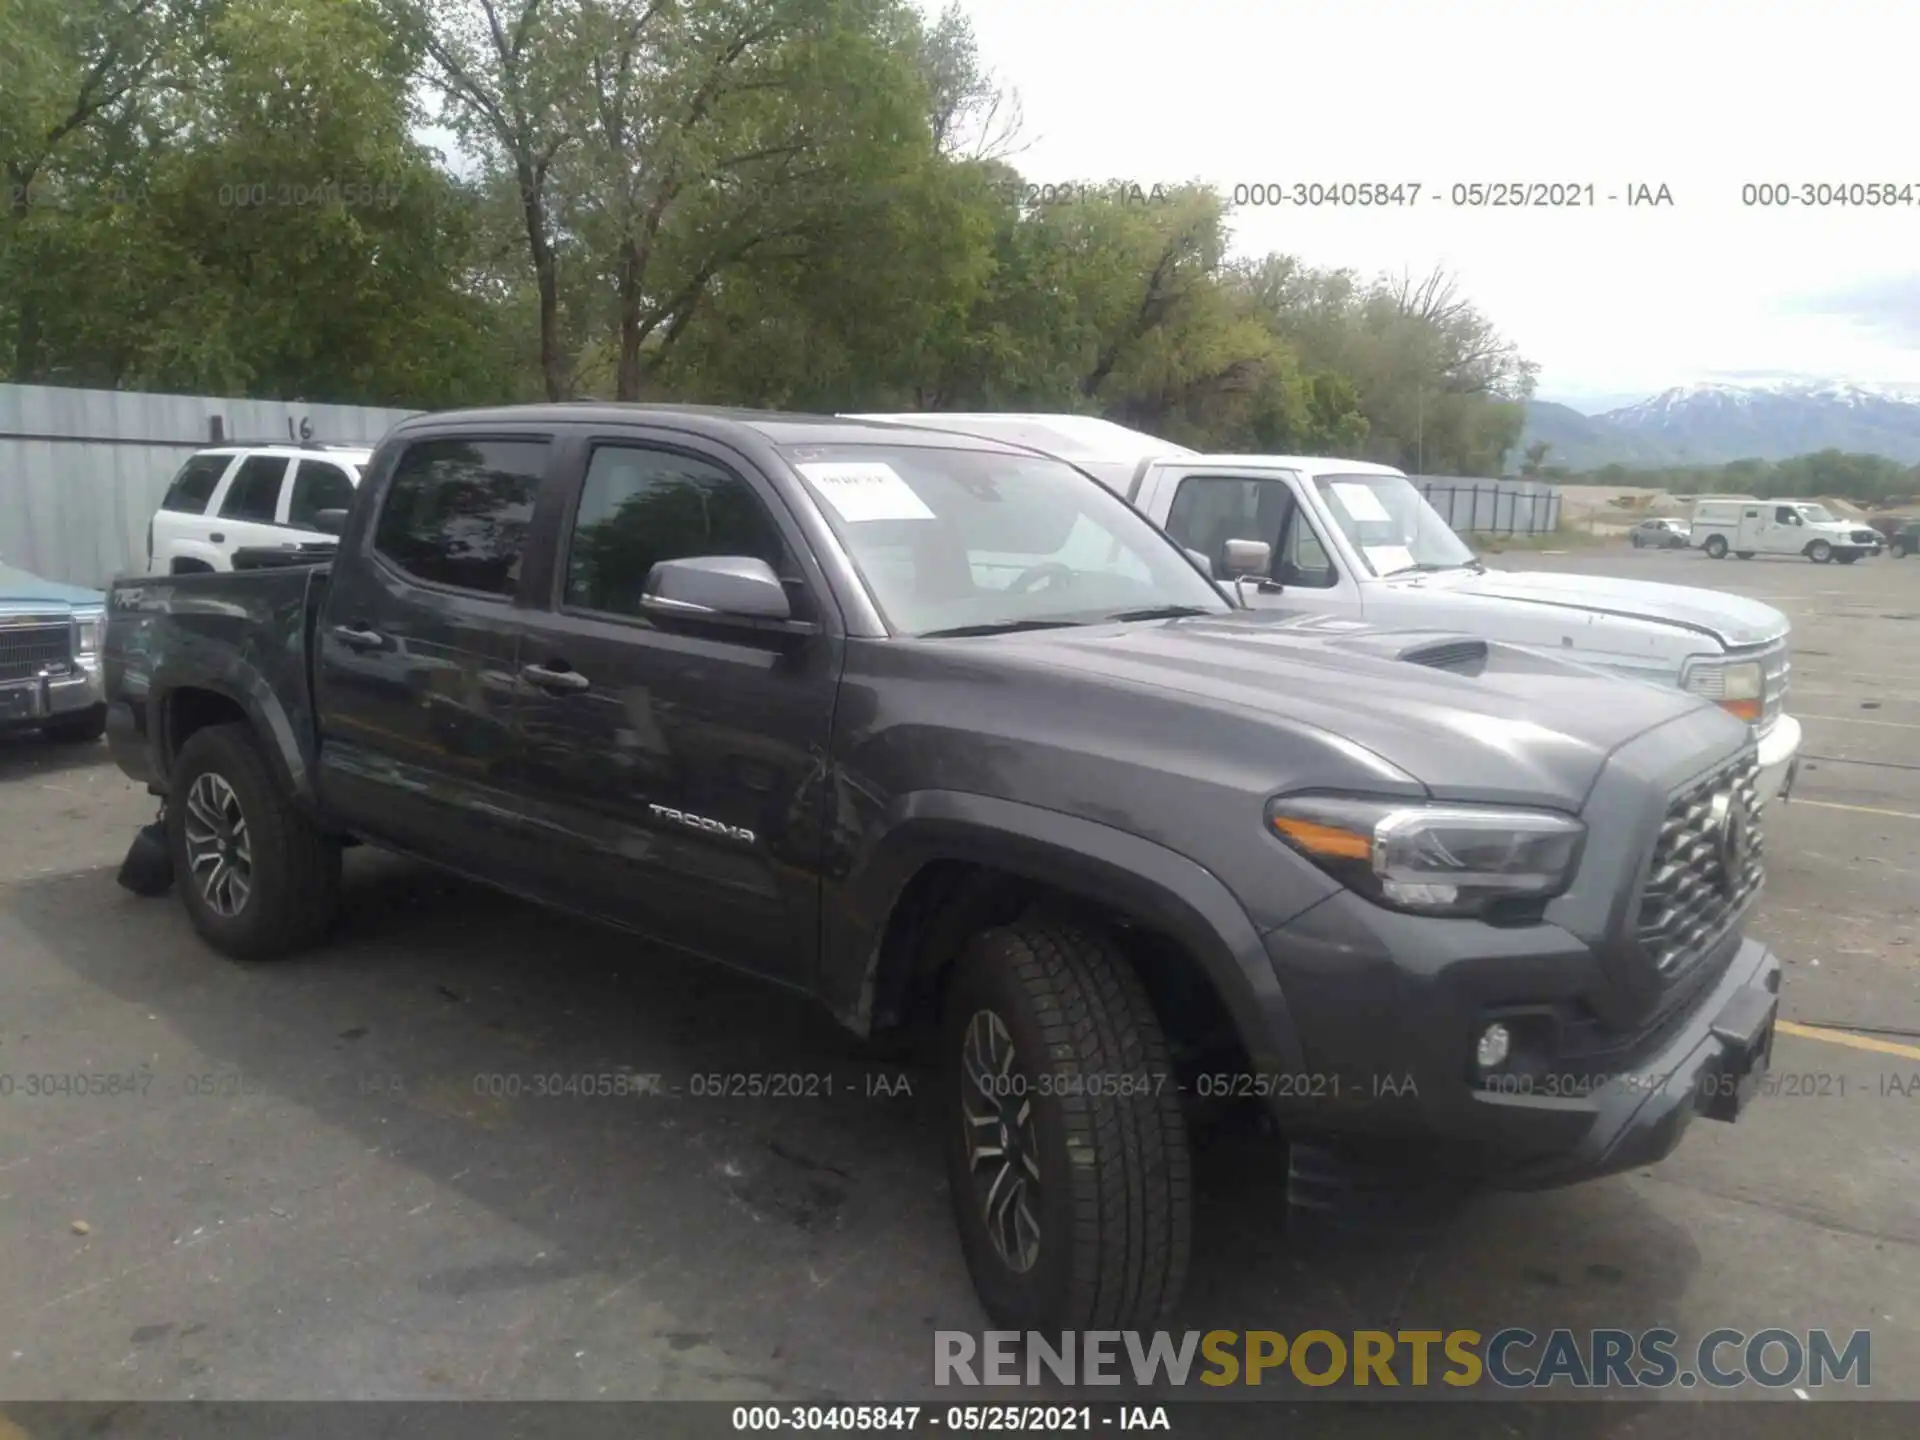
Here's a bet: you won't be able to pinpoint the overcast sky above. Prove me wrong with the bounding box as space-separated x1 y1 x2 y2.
949 0 1920 411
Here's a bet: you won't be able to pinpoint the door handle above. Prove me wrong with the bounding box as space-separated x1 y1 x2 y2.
332 624 385 650
521 662 589 692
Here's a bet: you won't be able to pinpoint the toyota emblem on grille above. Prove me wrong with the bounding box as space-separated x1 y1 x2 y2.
1709 789 1750 892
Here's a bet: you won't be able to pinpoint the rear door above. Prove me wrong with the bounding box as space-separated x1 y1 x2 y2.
151 453 237 572
208 454 299 564
312 431 557 883
507 428 839 987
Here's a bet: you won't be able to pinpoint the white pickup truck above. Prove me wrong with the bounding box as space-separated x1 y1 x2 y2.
849 412 1803 806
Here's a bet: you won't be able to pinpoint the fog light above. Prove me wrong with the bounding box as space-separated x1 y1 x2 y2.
1476 1022 1511 1069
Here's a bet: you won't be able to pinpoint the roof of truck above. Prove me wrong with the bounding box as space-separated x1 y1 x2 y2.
842 412 1198 462
842 414 1407 478
384 403 1052 456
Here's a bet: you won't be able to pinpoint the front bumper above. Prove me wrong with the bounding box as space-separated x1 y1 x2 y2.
1493 938 1779 1188
0 657 104 731
1753 713 1802 806
1243 712 1784 1190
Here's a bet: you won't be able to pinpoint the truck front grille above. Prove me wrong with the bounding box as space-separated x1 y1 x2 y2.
0 617 72 684
1638 750 1764 978
1759 641 1789 732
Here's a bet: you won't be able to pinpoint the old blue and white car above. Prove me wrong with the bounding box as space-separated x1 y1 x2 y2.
1 560 108 743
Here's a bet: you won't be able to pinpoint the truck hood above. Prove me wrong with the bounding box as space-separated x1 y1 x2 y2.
1404 567 1788 649
956 611 1731 810
0 562 105 612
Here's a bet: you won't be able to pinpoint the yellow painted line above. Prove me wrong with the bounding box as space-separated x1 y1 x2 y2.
1777 1019 1920 1062
1788 798 1920 821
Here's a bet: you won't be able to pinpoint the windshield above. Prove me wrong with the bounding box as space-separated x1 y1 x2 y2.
1312 472 1478 576
779 444 1230 636
1796 503 1835 524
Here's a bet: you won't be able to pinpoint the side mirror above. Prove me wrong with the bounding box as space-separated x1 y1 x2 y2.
311 509 349 536
642 556 814 633
1222 538 1272 578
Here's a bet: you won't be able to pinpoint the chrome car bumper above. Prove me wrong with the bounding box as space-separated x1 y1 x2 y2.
0 657 104 728
1753 713 1802 806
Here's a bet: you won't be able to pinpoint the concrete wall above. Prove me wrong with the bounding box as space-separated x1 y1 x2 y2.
1407 473 1562 535
0 383 419 589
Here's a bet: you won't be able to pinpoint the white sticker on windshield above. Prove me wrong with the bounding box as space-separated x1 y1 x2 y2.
1330 482 1392 523
795 462 936 523
1364 544 1417 575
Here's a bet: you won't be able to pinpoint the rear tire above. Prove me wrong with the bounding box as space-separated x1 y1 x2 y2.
1895 539 1913 558
166 722 341 961
44 705 107 743
1735 551 1755 560
941 915 1193 1331
1704 535 1728 559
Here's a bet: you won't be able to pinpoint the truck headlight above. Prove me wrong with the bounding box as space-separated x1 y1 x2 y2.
73 611 104 655
1266 795 1585 918
1682 658 1763 724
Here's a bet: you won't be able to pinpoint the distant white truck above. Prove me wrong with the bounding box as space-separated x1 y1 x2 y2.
1689 495 1882 564
847 412 1804 806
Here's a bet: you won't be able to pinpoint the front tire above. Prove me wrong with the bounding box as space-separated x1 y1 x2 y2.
166 722 341 961
1809 540 1832 563
941 916 1192 1331
1895 539 1913 558
1704 535 1728 558
1735 551 1755 560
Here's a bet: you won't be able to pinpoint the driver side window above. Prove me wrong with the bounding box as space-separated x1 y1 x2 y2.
1774 506 1798 525
1164 475 1297 577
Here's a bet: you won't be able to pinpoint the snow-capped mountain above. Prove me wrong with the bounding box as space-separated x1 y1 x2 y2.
1521 380 1920 469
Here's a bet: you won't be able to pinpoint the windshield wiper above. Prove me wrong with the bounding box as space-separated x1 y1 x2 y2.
1102 604 1215 622
918 619 1090 638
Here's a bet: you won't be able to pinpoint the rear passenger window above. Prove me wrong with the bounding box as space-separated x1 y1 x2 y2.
374 437 548 597
161 455 230 513
564 444 792 619
219 456 290 521
287 460 357 532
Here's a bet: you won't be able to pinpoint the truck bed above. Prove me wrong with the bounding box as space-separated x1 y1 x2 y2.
104 563 331 793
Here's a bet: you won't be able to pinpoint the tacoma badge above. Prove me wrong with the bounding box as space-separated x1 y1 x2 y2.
648 804 755 845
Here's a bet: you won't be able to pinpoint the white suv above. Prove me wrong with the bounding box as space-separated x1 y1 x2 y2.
147 444 371 574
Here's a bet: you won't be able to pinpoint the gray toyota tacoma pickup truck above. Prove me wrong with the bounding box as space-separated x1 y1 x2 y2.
99 405 1782 1331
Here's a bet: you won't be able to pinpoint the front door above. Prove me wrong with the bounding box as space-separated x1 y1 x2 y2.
1765 504 1803 554
509 432 839 988
312 432 555 883
1157 472 1354 617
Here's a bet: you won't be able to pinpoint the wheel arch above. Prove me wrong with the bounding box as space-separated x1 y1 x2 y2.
827 791 1305 1075
148 668 315 810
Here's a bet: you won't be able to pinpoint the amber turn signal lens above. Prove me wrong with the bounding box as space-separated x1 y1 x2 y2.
1268 815 1372 860
1718 698 1762 723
